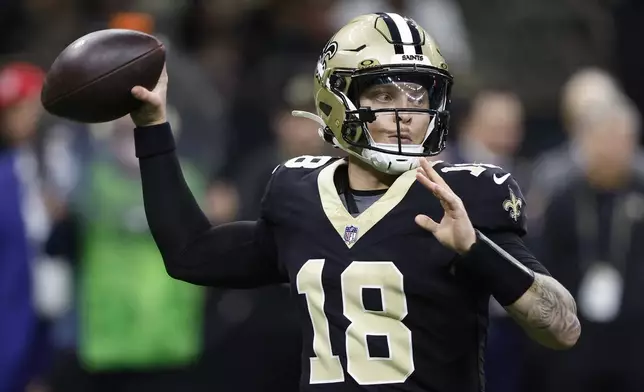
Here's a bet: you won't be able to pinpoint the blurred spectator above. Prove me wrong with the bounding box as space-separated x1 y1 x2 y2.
527 67 644 233
49 116 206 392
440 89 527 178
526 67 629 223
0 62 60 392
524 98 644 392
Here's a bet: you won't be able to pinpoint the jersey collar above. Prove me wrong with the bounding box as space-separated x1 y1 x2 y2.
317 159 417 248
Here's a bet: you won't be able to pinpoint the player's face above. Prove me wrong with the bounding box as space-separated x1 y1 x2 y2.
359 81 431 145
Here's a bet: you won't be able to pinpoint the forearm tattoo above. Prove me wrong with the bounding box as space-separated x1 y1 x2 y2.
507 274 581 348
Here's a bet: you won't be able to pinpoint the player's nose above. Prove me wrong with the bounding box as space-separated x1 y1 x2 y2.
396 110 413 125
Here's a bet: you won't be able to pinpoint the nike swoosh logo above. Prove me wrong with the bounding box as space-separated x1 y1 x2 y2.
493 173 511 185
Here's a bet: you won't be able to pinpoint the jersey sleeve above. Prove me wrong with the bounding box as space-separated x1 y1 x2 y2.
484 231 550 276
135 122 286 288
441 163 529 236
257 161 301 224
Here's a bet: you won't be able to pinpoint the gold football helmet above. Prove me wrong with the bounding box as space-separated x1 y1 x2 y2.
294 13 453 174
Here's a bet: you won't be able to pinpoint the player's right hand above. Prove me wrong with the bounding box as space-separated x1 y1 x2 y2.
130 64 168 127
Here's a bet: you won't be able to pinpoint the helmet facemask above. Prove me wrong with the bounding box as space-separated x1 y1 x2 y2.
326 65 452 173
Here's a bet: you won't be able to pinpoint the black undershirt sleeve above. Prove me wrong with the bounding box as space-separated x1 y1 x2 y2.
484 231 550 277
454 230 551 305
134 122 285 288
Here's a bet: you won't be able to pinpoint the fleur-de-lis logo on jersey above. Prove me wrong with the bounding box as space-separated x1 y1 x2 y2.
503 187 523 222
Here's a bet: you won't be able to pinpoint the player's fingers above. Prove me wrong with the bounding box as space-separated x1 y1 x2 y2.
419 157 438 177
416 170 438 193
430 181 463 213
415 214 439 233
420 158 452 191
416 167 427 185
419 159 467 216
418 157 434 173
416 170 446 202
416 171 461 214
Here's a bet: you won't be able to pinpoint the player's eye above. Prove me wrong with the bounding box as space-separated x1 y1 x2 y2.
374 92 394 103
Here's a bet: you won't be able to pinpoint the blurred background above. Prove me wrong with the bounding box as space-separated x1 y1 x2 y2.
1 0 644 391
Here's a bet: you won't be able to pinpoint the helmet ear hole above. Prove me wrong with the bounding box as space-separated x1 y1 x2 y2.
318 101 333 116
329 74 347 91
343 123 364 144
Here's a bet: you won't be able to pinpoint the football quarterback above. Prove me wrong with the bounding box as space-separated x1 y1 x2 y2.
129 12 580 392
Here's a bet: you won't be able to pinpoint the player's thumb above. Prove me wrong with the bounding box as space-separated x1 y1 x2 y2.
415 214 439 233
131 86 154 103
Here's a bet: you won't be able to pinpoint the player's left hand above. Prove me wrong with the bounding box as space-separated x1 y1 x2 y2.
415 158 476 254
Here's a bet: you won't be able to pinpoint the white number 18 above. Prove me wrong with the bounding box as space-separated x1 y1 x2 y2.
297 259 414 385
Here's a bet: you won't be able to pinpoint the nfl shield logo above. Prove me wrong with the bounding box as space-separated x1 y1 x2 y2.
344 225 359 244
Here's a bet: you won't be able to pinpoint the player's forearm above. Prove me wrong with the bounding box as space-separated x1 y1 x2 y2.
135 123 212 263
505 273 580 350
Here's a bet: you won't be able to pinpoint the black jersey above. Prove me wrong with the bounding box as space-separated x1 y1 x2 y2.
259 156 546 392
135 122 548 392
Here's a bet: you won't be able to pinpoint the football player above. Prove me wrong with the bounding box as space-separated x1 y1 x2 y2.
129 13 580 392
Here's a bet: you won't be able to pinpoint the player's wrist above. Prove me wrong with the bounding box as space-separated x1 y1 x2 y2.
137 118 167 128
455 231 476 255
133 122 176 158
454 230 535 306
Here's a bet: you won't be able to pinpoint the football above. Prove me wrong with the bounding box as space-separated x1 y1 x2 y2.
41 29 165 123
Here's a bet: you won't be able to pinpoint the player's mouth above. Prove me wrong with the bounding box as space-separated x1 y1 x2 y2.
387 133 414 144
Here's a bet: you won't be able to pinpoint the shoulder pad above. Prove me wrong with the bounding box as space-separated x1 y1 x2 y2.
275 155 339 172
437 162 528 235
261 155 341 220
270 155 341 182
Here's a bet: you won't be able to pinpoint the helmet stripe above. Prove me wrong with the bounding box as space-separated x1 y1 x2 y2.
376 13 404 54
406 20 424 55
387 13 417 55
